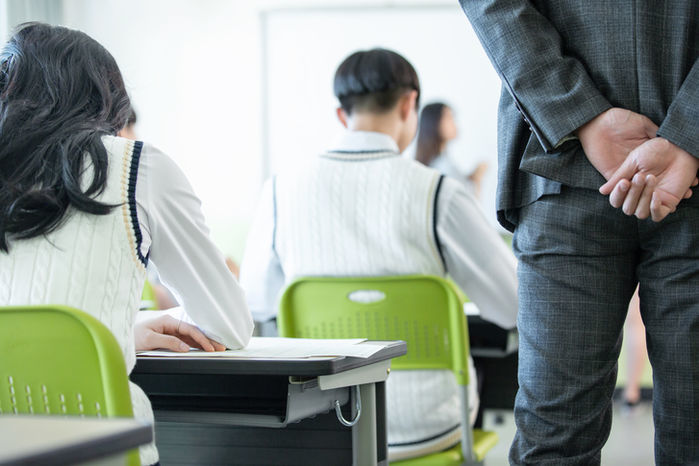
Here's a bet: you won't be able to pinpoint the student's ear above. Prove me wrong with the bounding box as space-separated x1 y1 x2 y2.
336 107 349 128
399 90 419 122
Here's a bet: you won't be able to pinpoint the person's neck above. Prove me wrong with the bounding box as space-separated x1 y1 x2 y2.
346 112 402 149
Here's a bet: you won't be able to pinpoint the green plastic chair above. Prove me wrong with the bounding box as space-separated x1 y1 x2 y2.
0 305 141 466
278 275 498 465
141 280 158 310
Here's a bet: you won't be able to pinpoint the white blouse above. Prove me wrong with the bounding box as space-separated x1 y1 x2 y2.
135 143 254 348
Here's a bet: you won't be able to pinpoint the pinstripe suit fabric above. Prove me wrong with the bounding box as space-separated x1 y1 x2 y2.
459 1 698 464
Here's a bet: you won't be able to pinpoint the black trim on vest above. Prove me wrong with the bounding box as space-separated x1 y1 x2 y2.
388 422 461 447
128 140 147 266
433 174 447 273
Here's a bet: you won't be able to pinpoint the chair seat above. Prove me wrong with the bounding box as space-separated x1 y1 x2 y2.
0 305 140 466
390 429 499 465
472 429 499 461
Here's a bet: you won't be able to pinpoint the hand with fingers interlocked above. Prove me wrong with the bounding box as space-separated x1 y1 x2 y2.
578 108 698 222
577 107 659 182
599 137 699 221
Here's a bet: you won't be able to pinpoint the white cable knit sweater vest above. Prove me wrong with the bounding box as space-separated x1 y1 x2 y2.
275 152 473 459
275 151 445 278
0 135 157 465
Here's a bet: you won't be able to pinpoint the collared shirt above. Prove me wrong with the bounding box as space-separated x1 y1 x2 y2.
328 129 400 153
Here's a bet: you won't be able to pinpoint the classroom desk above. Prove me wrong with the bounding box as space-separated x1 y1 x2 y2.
131 340 406 466
256 314 520 411
0 415 152 466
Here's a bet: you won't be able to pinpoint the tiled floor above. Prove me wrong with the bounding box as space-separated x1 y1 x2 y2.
482 400 654 465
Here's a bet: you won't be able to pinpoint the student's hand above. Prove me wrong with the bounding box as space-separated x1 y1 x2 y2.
135 314 226 352
578 107 658 181
600 137 699 221
225 256 240 279
468 162 489 198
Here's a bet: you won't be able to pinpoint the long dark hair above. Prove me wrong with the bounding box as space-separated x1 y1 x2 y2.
415 102 448 166
0 22 131 252
333 48 420 115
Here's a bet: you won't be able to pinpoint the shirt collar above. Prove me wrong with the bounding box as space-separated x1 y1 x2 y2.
326 131 400 156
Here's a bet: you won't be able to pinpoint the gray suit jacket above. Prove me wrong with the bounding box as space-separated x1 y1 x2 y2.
459 0 699 231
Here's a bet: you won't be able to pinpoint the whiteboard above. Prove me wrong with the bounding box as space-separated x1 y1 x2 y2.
262 5 502 223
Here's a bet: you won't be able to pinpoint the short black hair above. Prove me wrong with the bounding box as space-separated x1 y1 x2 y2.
333 48 420 115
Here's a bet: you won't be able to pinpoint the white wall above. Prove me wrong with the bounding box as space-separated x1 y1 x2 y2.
0 0 63 41
263 5 501 221
6 0 502 259
61 0 264 260
0 2 7 43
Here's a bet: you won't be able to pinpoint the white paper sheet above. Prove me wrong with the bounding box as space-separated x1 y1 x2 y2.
138 337 386 359
464 302 481 316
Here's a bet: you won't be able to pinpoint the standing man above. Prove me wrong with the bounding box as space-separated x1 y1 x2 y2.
458 1 698 464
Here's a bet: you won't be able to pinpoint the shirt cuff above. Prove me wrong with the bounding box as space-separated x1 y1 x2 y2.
553 132 579 149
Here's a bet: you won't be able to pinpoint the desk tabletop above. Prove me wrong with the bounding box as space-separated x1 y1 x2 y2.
0 416 152 466
133 339 406 377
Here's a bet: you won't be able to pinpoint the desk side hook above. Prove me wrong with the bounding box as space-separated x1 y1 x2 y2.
334 385 361 427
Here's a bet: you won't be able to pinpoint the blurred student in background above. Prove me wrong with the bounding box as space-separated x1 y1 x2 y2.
0 23 253 465
415 102 488 198
240 48 517 461
119 107 138 140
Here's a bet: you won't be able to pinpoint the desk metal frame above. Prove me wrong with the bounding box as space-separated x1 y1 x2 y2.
132 341 405 466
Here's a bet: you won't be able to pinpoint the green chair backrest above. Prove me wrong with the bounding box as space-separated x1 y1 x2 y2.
141 280 158 311
278 275 471 386
0 305 134 418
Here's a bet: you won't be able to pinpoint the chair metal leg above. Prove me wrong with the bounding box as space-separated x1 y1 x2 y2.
459 384 476 464
352 383 377 466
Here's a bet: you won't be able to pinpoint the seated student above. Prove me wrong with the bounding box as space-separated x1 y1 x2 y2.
0 23 254 466
240 48 517 460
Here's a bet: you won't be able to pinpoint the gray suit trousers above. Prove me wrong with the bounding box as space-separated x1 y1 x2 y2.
511 186 699 465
